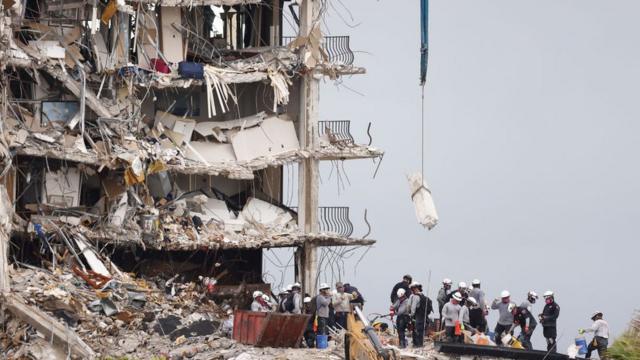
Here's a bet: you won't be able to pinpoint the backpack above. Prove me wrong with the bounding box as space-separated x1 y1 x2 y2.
284 292 296 312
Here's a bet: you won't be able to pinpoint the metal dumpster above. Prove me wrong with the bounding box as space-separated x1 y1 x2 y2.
233 310 311 348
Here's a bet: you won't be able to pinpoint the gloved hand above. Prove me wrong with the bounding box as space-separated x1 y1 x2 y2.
352 291 358 298
578 328 585 335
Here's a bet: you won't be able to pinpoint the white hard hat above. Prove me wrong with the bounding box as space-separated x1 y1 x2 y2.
262 294 270 301
467 296 478 305
409 281 421 288
501 290 511 298
543 290 554 298
443 278 452 285
286 284 293 291
292 282 301 289
319 283 330 290
253 290 263 298
397 288 406 297
458 281 467 288
472 279 481 285
280 287 288 294
591 311 603 319
452 292 462 301
303 296 312 303
528 291 539 299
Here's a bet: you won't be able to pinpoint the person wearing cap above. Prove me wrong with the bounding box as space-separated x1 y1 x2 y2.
511 300 537 350
437 278 453 323
409 282 432 347
469 279 486 311
289 283 303 314
447 282 469 306
442 291 463 342
278 285 292 312
491 290 515 346
332 282 355 330
303 296 316 348
261 294 275 312
580 311 609 359
539 291 560 352
316 283 332 335
251 291 269 312
459 296 478 335
393 288 411 348
390 274 412 304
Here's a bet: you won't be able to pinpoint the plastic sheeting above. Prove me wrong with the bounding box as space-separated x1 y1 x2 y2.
407 172 438 230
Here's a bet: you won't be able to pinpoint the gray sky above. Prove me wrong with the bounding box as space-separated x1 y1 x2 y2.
269 0 640 351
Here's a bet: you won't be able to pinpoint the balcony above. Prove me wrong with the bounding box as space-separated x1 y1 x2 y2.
282 35 355 66
318 120 355 145
291 206 354 238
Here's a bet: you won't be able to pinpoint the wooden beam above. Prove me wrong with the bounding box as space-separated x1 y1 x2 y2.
3 293 96 359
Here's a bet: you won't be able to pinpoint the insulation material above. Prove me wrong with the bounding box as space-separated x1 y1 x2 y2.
267 70 292 112
155 111 196 142
184 141 236 163
43 168 82 207
203 65 237 117
407 172 438 230
159 6 184 63
230 116 299 161
239 197 293 228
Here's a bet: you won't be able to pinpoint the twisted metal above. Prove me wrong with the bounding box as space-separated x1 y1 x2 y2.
290 206 354 237
318 120 354 145
282 35 354 65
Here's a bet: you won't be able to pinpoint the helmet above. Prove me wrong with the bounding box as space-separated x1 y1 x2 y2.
501 290 511 298
397 288 406 297
286 284 293 292
319 283 330 290
280 287 288 294
252 290 263 298
409 281 421 288
467 296 478 305
527 291 539 299
458 281 467 289
443 278 452 285
292 282 301 289
303 296 312 303
591 311 603 319
261 294 270 302
452 292 462 301
472 279 481 285
543 290 554 298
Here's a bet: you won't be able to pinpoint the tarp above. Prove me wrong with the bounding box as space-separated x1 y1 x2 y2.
420 0 429 86
407 172 438 230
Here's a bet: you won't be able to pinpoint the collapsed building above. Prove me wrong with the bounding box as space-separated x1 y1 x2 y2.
0 0 383 357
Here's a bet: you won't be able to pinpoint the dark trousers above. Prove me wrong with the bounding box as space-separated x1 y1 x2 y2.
543 326 557 352
586 336 608 359
412 320 425 347
396 315 410 348
494 323 512 346
317 317 328 335
335 312 348 330
518 328 533 350
445 326 456 342
303 329 315 348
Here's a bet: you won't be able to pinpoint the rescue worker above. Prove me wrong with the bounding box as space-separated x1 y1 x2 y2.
409 282 432 347
393 288 411 348
343 283 365 309
448 282 469 306
332 282 354 330
278 285 291 312
316 283 332 335
469 296 487 333
251 291 269 312
437 278 453 322
390 275 412 304
442 292 462 342
290 282 303 314
261 294 275 311
539 290 560 352
580 311 609 359
459 296 478 335
469 279 486 311
491 290 515 346
512 300 537 350
303 296 316 348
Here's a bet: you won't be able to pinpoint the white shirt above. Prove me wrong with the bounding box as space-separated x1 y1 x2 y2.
332 292 354 313
584 319 609 338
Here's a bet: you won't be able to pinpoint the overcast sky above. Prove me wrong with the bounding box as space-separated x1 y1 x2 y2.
268 0 640 352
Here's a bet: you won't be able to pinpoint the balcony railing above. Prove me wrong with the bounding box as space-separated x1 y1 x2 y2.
290 206 354 237
318 120 354 145
282 35 355 66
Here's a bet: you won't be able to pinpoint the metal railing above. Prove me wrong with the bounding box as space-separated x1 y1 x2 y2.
290 206 354 237
318 120 354 145
282 35 355 66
